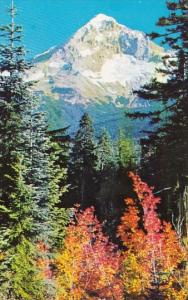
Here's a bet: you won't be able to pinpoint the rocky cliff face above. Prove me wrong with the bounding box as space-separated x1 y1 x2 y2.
28 14 165 135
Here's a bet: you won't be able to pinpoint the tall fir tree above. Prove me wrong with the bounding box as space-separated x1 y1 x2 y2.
48 127 71 250
97 129 115 172
129 0 188 236
95 129 116 219
95 129 137 240
68 113 98 207
23 108 50 243
0 1 45 298
116 129 136 170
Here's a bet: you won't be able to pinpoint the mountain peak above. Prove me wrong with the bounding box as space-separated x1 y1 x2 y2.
88 13 116 28
70 14 155 62
29 16 165 132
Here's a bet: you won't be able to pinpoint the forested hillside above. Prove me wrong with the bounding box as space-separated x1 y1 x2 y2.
0 1 187 299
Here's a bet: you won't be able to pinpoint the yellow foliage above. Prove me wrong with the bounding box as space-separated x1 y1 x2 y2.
159 270 188 300
55 207 123 299
121 251 151 297
0 251 4 261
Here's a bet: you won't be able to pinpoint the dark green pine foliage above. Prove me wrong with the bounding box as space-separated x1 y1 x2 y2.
96 129 116 216
129 0 188 236
0 2 45 298
48 128 71 250
95 129 118 234
116 129 136 170
0 161 44 300
97 129 115 172
24 108 71 297
25 109 50 243
68 113 98 207
95 129 136 240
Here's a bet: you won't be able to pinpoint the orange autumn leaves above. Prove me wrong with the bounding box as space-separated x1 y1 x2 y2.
54 173 187 300
118 172 187 299
55 206 123 299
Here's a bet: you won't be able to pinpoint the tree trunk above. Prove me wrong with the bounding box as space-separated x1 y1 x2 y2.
182 183 188 238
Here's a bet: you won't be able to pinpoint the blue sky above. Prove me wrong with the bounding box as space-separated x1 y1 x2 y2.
0 0 168 57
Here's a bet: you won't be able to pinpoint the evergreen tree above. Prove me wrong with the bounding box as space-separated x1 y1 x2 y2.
116 129 136 170
97 129 114 172
95 129 116 220
95 129 137 240
0 2 45 298
24 109 50 243
68 113 98 207
25 119 71 296
129 0 188 236
0 158 44 299
48 128 71 250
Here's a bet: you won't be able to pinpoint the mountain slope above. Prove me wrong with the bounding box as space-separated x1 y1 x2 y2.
28 14 165 135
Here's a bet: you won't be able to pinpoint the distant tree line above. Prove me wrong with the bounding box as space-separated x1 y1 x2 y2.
65 112 138 238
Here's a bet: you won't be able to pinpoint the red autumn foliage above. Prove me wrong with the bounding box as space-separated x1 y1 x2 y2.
118 172 187 299
53 173 187 299
37 241 53 280
55 206 123 300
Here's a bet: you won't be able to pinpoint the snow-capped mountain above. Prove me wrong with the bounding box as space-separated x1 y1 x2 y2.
29 14 165 134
